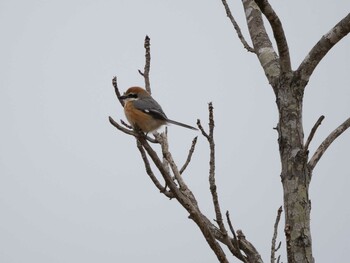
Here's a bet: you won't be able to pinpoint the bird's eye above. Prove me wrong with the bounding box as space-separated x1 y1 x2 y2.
128 93 138 98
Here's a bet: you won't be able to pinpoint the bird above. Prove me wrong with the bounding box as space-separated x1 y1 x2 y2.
119 86 197 132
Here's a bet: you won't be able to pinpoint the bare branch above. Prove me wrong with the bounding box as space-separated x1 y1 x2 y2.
297 13 350 85
138 135 230 263
304 115 325 152
237 230 264 263
241 0 280 85
157 133 190 191
204 103 226 233
254 0 291 72
226 211 237 241
109 116 137 136
197 119 210 140
226 211 248 263
275 241 281 252
120 119 133 130
136 141 173 198
220 0 255 53
308 117 350 171
271 206 283 263
180 136 198 175
109 117 159 143
200 104 250 262
112 76 124 107
138 35 151 93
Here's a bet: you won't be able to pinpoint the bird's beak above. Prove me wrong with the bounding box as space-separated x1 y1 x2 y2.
118 95 127 100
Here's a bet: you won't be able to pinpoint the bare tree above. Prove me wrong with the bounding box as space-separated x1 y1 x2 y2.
110 1 350 262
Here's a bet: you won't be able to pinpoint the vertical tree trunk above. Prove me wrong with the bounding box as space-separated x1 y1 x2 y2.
276 74 313 263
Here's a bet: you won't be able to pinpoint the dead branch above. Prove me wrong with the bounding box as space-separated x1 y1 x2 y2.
254 0 291 72
180 136 198 174
112 76 124 107
157 132 189 191
109 116 137 136
304 115 325 152
204 103 226 233
109 116 158 143
226 211 237 241
136 141 173 198
138 135 230 263
121 119 133 130
237 230 264 263
308 117 350 171
296 13 350 85
220 0 255 53
200 103 241 259
197 119 210 140
226 211 248 263
138 35 151 93
271 206 283 263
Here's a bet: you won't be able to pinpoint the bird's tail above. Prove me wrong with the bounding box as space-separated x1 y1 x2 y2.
167 119 198 130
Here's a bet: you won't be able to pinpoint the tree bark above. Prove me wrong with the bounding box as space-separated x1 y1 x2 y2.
241 0 315 261
276 75 313 263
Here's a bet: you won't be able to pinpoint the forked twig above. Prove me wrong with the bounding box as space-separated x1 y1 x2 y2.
308 117 350 171
180 137 198 174
304 115 325 152
136 141 173 198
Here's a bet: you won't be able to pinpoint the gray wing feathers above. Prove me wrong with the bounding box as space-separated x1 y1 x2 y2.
133 97 168 120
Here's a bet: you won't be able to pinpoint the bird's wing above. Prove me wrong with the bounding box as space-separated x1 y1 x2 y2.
133 97 168 121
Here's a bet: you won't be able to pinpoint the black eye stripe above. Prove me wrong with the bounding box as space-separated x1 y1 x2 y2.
128 93 138 98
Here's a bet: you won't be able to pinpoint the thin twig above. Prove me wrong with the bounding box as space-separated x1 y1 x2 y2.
226 211 247 262
205 103 226 232
121 119 133 129
220 0 255 53
304 115 325 152
271 206 283 263
136 141 173 198
112 76 124 107
201 103 225 231
137 141 174 199
109 116 137 136
138 35 151 93
275 241 281 252
109 116 158 143
308 117 350 171
197 119 209 139
180 136 198 174
226 211 237 240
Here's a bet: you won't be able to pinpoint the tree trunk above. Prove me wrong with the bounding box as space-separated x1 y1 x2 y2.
276 73 313 263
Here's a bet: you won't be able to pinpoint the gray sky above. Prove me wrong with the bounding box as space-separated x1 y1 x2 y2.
1 0 349 262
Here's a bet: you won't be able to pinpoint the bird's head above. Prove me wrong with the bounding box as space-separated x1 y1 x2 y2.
119 86 150 102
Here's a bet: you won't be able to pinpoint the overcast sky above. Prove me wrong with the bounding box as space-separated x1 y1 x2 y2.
1 0 349 262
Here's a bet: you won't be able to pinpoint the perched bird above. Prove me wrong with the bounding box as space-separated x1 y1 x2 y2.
119 86 197 132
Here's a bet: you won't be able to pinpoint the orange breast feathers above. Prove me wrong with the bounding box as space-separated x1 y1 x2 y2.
124 101 166 132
